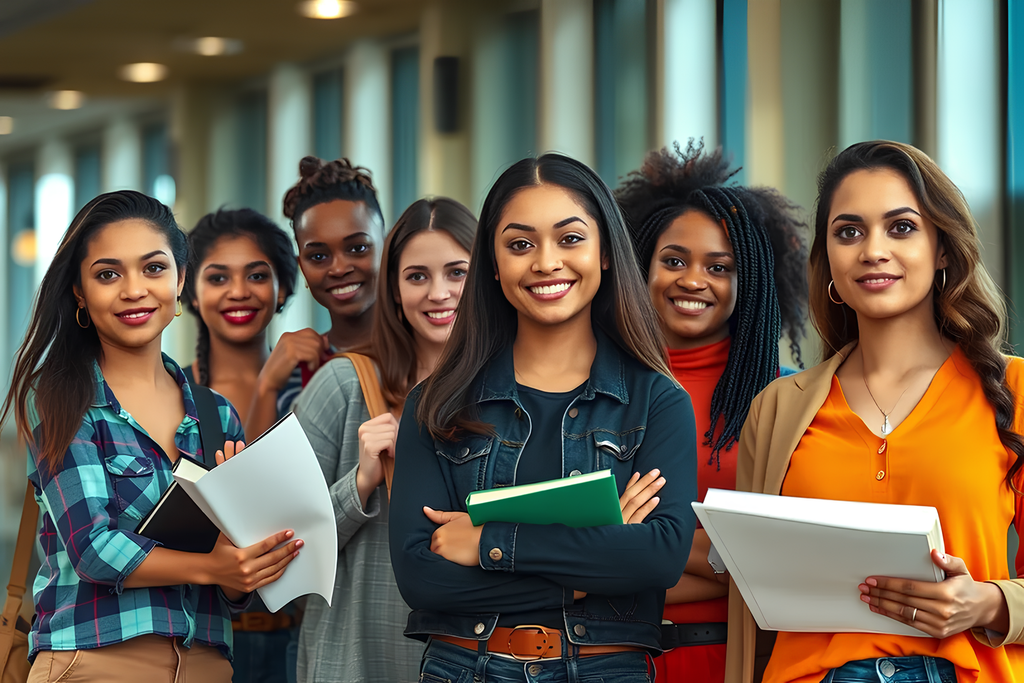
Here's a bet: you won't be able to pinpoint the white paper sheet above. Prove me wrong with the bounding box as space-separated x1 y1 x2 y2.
175 413 337 612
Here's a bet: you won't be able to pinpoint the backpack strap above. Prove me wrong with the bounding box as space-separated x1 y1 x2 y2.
1 481 38 669
336 352 393 497
186 375 225 468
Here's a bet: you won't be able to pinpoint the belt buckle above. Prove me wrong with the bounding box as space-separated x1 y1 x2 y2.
507 624 560 661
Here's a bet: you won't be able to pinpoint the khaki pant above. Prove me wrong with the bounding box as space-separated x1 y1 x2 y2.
27 634 232 683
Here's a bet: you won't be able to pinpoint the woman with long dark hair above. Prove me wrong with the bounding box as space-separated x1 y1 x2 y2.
292 197 477 683
180 208 301 683
389 154 698 682
1 191 300 682
726 141 1024 683
615 141 808 683
247 156 386 437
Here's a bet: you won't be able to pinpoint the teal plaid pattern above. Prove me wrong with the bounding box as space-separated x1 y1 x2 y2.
25 355 245 662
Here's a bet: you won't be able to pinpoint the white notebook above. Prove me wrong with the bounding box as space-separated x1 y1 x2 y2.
173 413 338 612
693 489 944 637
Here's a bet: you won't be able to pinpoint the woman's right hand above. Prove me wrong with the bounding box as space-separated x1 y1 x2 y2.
258 328 329 393
355 413 399 509
619 469 665 523
204 530 302 595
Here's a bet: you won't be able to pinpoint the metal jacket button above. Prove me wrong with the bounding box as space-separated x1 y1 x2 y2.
459 446 470 458
528 664 543 676
573 624 586 636
474 622 485 635
488 548 503 561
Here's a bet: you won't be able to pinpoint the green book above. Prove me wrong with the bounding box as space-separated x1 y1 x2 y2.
466 469 623 528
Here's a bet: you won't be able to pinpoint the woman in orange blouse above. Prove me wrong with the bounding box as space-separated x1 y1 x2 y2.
615 141 808 682
726 140 1024 683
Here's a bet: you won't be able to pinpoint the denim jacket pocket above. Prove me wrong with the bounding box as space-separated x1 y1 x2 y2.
104 452 157 521
434 434 493 501
591 428 645 462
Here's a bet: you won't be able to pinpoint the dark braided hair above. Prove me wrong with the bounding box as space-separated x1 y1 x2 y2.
183 208 299 386
615 140 809 464
282 156 383 233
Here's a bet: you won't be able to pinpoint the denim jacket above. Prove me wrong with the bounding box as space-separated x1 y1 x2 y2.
389 332 698 652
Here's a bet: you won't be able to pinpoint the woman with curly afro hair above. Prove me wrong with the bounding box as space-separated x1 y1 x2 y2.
614 140 809 683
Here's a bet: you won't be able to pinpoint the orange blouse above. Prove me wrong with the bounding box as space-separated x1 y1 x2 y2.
665 337 733 624
765 348 1024 683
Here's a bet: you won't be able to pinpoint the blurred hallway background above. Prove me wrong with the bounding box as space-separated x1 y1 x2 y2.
1 0 1022 582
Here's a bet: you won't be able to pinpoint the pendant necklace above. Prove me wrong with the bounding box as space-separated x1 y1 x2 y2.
862 376 909 436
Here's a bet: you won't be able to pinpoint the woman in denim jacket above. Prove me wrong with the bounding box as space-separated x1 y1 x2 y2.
389 153 699 683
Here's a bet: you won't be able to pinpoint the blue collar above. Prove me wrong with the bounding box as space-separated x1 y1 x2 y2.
474 328 630 405
90 354 199 422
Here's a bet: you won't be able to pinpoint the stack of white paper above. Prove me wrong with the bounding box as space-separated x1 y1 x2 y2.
174 413 337 612
693 489 944 637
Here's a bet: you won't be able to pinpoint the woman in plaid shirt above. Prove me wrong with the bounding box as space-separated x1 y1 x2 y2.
2 191 301 683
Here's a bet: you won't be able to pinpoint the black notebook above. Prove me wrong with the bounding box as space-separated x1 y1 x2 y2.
135 455 220 553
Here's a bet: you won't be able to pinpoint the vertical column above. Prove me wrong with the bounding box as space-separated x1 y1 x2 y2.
419 0 476 209
267 63 315 340
937 0 1003 287
345 40 392 226
0 161 8 391
657 0 718 150
34 139 74 286
838 0 913 148
539 0 594 165
206 94 241 211
745 0 784 190
1008 0 1024 348
101 116 143 192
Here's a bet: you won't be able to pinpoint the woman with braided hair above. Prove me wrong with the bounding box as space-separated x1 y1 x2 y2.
614 141 808 683
247 156 387 438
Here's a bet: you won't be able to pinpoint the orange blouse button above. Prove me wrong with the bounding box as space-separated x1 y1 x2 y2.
876 470 885 480
877 440 887 454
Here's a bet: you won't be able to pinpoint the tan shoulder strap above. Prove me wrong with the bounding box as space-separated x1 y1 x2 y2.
336 352 394 497
1 482 38 665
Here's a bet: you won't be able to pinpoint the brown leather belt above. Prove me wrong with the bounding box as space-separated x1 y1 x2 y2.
231 611 296 632
433 625 643 661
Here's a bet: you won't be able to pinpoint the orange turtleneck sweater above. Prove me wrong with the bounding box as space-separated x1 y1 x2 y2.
664 336 733 624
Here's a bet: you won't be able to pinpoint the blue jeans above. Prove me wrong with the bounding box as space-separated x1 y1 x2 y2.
231 628 297 683
419 639 654 683
821 657 957 683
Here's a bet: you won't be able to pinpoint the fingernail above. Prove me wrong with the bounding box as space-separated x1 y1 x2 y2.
650 469 660 477
293 550 300 557
651 497 660 504
656 478 666 486
285 530 294 538
866 578 877 586
423 506 434 512
860 595 870 603
295 539 304 548
858 584 869 594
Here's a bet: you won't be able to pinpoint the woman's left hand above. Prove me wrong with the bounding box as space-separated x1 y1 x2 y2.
215 440 245 465
859 549 1009 638
423 507 483 567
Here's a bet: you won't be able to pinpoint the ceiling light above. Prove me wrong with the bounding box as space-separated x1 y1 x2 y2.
0 116 12 135
298 0 358 19
118 62 169 83
12 229 36 266
47 90 85 110
175 36 244 56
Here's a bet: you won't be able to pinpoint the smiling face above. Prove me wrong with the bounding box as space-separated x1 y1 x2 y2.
296 199 383 320
826 168 946 321
647 210 737 349
74 219 183 353
396 230 470 349
494 183 605 328
193 234 282 344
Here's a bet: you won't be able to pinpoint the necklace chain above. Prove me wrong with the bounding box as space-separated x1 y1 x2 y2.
861 375 910 436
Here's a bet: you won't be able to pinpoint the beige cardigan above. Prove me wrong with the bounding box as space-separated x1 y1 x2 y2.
723 342 1024 683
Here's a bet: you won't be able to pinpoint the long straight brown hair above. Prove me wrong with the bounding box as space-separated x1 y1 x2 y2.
415 153 671 440
360 197 477 407
1 191 186 473
809 141 1022 492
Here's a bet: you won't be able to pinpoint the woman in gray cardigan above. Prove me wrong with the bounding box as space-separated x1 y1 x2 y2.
292 197 477 683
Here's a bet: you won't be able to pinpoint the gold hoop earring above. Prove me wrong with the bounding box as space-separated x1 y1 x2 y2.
937 268 947 292
75 306 90 329
175 299 183 317
828 280 844 305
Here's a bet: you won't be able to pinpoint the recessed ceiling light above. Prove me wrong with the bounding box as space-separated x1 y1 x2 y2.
0 116 12 135
47 90 85 110
298 0 358 19
118 62 169 83
174 36 244 56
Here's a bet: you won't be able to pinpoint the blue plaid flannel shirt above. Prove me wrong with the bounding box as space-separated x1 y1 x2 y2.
26 355 245 662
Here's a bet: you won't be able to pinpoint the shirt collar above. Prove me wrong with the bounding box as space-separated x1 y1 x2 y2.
475 327 629 404
90 354 200 423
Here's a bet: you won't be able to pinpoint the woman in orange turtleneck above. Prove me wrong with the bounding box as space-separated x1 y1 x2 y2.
615 141 809 682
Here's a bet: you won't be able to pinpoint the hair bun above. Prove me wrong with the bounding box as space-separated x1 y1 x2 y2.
298 156 323 179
